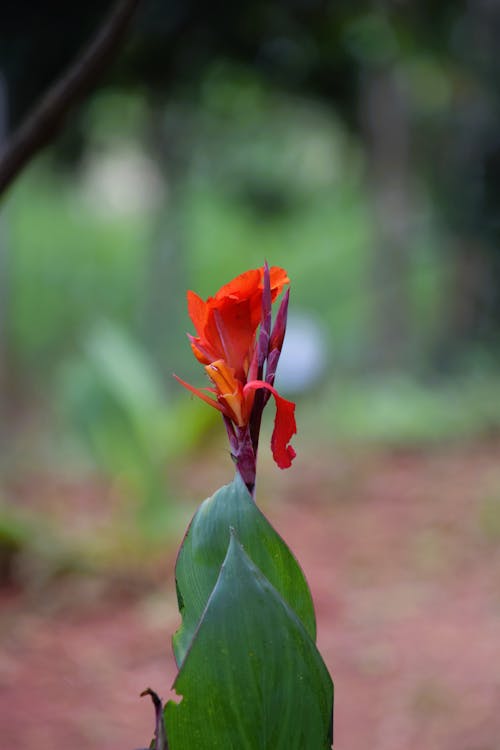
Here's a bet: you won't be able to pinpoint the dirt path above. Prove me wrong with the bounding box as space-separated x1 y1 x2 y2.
1 441 500 749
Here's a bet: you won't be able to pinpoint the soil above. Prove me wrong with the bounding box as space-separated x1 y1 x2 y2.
1 440 500 749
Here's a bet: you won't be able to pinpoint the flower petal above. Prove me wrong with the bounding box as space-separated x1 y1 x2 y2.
187 334 218 366
187 290 208 334
243 379 297 469
214 268 261 303
268 265 290 295
185 266 290 379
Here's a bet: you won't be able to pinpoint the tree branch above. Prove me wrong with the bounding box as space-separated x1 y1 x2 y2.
0 0 143 197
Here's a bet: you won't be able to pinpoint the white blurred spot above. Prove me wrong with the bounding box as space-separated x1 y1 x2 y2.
275 312 328 394
80 143 166 216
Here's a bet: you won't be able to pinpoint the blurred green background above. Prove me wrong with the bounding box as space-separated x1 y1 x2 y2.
1 0 500 566
1 3 500 747
1 3 500 533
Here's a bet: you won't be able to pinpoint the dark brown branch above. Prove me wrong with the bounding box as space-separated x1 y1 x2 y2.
0 0 143 197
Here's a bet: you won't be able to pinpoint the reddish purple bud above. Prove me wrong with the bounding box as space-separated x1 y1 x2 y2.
265 348 281 387
269 289 290 355
248 261 272 383
257 262 272 375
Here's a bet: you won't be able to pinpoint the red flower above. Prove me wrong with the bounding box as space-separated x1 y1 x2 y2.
175 265 296 479
187 267 289 380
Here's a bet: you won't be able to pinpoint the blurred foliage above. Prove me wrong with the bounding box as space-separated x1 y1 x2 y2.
0 504 29 584
0 500 88 589
304 376 500 445
59 321 215 535
7 166 148 380
3 82 500 454
2 0 500 560
4 84 446 378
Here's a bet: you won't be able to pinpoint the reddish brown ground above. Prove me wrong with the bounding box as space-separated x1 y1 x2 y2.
1 440 500 749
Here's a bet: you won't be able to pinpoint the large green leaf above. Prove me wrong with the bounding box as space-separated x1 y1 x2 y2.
173 473 316 666
165 531 333 749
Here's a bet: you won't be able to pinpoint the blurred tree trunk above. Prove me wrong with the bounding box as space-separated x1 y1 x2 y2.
0 0 143 197
446 241 491 345
142 100 190 384
361 67 413 371
434 0 500 364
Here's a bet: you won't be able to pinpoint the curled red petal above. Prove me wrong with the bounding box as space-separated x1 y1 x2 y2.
243 379 297 469
267 265 290 295
188 334 219 366
214 268 262 303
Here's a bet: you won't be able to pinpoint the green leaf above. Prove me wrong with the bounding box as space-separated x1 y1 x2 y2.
173 473 316 666
165 531 333 749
